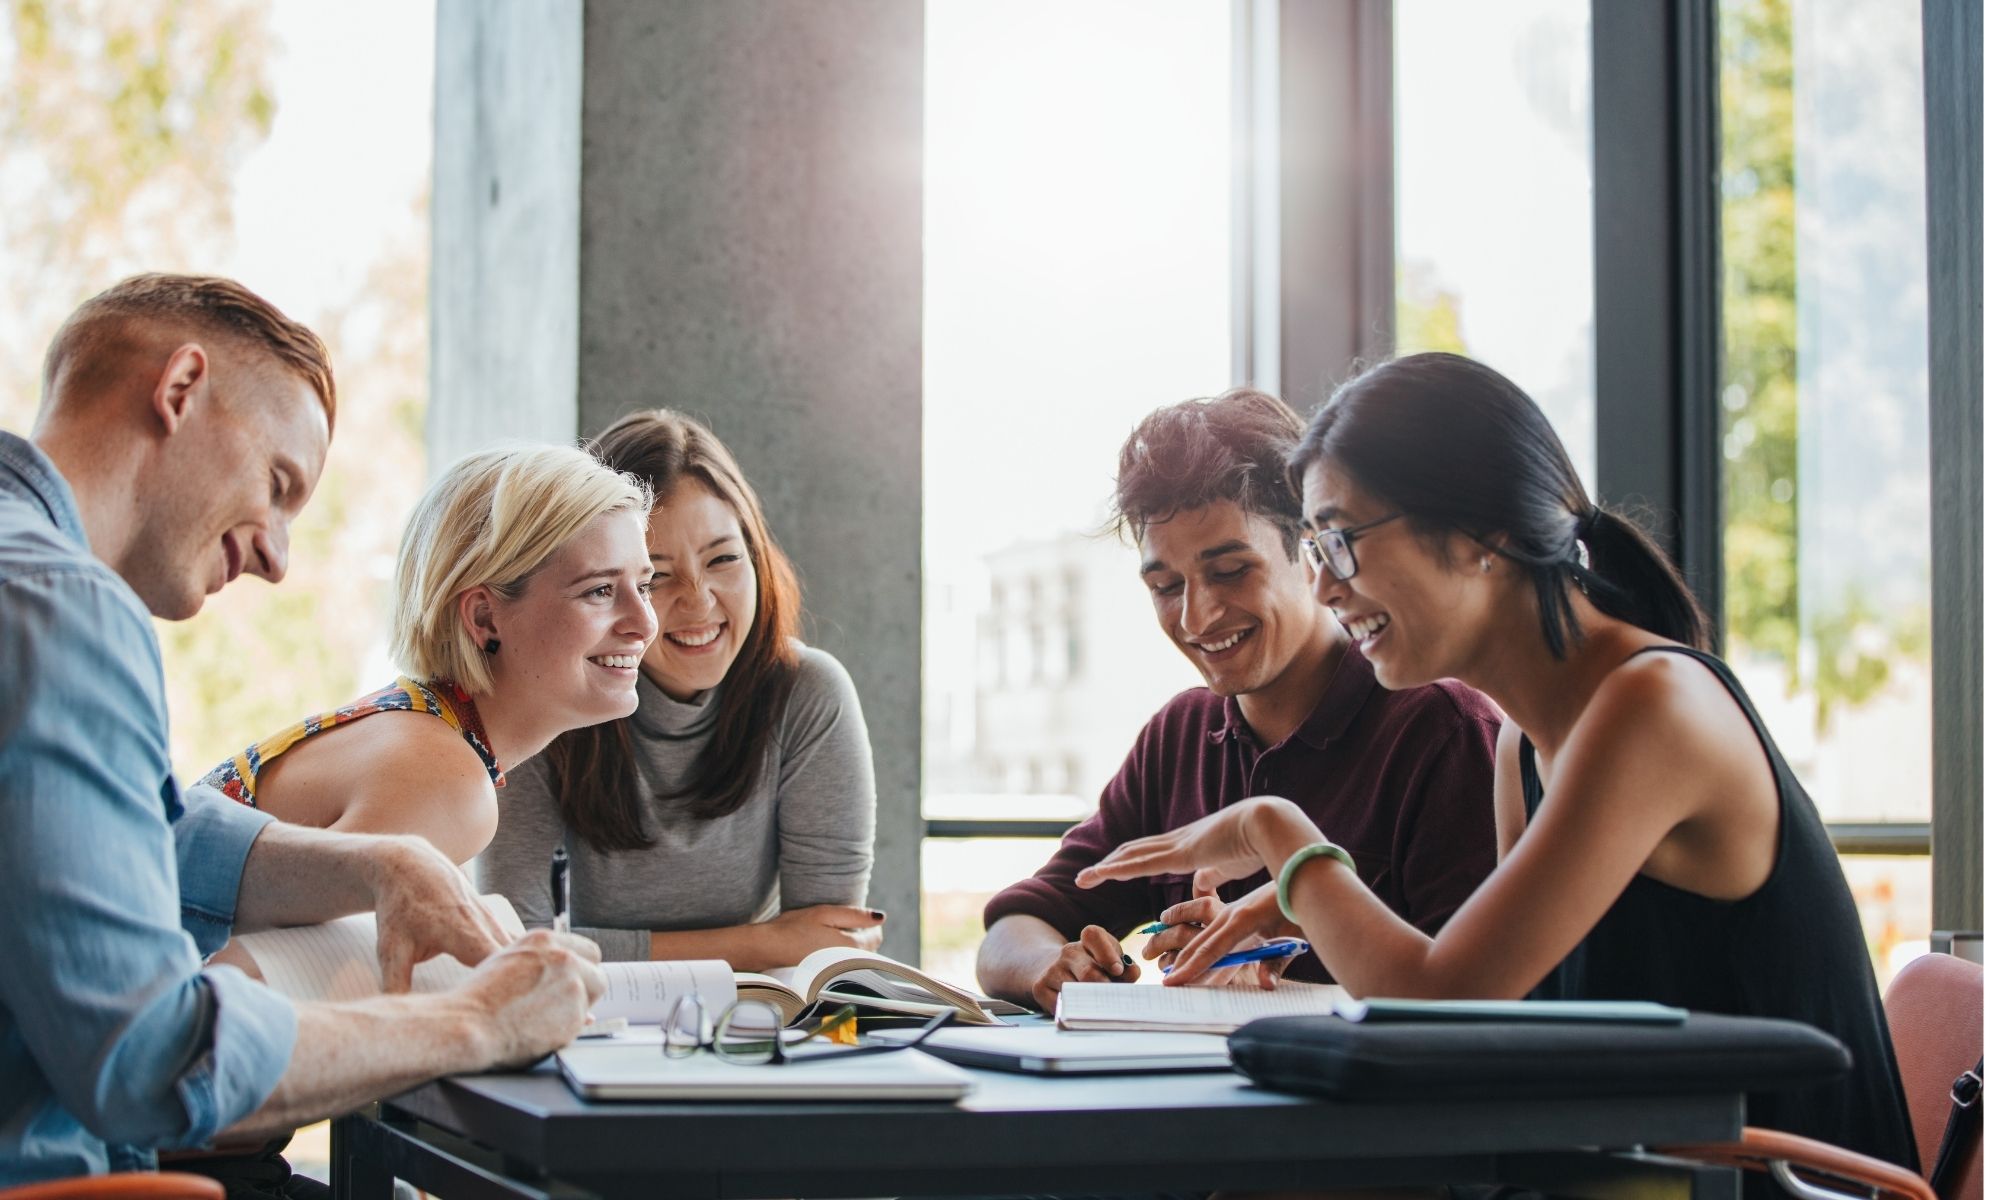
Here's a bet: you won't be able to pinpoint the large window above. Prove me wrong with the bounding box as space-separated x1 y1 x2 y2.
1393 0 1595 486
920 0 1231 974
1716 0 1932 977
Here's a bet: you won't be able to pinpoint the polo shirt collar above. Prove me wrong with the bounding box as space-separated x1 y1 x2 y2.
1211 637 1374 751
0 430 88 548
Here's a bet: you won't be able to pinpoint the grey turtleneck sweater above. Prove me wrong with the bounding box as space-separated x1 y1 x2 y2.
475 645 876 961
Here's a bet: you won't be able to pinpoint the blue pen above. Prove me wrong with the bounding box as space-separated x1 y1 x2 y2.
1163 937 1310 976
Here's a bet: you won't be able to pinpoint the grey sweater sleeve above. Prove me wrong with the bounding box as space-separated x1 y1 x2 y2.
774 648 876 909
474 755 653 962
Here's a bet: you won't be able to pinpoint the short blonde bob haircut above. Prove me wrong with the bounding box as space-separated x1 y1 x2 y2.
391 445 652 694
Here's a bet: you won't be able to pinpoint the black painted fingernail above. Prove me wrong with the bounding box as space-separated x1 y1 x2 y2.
1121 953 1134 967
870 910 885 920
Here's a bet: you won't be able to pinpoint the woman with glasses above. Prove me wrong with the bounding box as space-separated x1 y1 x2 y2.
1079 353 1916 1173
477 409 882 971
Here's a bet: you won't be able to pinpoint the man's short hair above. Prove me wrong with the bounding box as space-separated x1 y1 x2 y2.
1111 387 1308 559
41 274 336 432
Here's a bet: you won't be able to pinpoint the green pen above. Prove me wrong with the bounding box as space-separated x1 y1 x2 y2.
1138 918 1206 935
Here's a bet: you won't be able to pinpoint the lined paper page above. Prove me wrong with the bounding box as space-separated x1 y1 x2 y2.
231 894 522 1003
592 959 736 1025
233 911 477 1002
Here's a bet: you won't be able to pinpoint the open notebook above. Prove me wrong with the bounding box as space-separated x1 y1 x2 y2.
227 897 1013 1030
1054 981 1345 1034
227 898 741 1024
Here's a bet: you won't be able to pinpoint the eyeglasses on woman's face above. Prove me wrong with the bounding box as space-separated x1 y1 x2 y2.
1300 512 1404 582
662 997 954 1065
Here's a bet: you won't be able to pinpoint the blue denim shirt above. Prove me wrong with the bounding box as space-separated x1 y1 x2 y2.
0 431 297 1184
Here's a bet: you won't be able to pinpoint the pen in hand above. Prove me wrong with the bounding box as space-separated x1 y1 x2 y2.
1161 937 1310 976
550 846 570 935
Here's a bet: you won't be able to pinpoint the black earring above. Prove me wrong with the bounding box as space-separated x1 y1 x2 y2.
484 638 500 654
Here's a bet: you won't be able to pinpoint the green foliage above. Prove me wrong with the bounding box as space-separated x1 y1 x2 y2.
0 0 276 433
1718 0 1803 682
2 2 428 778
1395 260 1469 357
1719 0 1928 731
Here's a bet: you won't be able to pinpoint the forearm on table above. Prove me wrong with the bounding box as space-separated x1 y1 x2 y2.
647 923 782 971
975 913 1069 1005
223 993 487 1140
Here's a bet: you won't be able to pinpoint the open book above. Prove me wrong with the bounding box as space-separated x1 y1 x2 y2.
227 900 1020 1029
736 946 1027 1026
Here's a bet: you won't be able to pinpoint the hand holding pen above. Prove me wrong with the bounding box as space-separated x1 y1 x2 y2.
1138 878 1301 988
1026 923 1139 1013
549 846 571 935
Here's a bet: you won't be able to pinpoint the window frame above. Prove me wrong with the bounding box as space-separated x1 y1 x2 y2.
920 0 1981 942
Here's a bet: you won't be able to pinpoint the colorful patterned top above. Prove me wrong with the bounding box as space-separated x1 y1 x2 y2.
198 677 505 807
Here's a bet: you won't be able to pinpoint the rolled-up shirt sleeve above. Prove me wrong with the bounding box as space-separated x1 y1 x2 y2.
174 782 276 957
0 566 295 1152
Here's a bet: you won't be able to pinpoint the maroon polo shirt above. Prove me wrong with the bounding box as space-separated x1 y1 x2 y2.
983 642 1501 984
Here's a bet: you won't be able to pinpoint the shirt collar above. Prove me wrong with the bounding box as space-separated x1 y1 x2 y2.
1208 637 1375 751
0 430 88 549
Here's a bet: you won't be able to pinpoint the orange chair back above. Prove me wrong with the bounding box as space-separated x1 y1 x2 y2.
1884 952 1983 1200
0 1172 224 1200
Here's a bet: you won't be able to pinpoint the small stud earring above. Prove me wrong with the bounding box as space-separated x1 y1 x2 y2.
1480 557 1492 574
484 638 500 654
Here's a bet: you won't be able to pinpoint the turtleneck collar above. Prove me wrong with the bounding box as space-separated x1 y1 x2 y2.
632 668 721 740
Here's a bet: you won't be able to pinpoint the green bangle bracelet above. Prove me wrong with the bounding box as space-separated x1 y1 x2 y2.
1275 842 1357 925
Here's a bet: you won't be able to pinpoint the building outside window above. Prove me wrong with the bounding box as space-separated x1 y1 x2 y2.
920 0 1227 975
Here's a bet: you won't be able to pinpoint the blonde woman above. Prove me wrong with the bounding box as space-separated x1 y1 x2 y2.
477 410 880 971
199 445 658 865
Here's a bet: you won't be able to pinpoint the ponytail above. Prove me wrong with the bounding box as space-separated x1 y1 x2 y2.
1569 506 1712 652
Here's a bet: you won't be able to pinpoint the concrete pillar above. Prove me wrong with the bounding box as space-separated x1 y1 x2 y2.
432 0 925 960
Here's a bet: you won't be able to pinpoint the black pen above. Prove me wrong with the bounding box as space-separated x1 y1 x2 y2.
550 846 570 934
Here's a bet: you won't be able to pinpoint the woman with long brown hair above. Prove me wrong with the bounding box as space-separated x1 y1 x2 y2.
476 409 881 970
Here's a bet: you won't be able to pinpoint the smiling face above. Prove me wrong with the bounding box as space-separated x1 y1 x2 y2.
1138 501 1329 699
126 353 330 620
479 510 658 726
638 476 758 701
1300 457 1495 690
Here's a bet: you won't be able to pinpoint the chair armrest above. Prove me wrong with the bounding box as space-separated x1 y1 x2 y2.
0 1172 226 1200
1659 1127 1935 1200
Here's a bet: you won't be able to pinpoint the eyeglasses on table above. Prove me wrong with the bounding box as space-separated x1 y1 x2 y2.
662 997 955 1066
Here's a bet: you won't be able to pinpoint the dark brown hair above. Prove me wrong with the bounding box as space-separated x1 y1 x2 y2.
1288 352 1711 659
547 409 803 850
1111 387 1308 559
43 273 336 432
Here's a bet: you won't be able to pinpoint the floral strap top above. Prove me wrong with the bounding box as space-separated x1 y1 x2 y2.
198 677 504 807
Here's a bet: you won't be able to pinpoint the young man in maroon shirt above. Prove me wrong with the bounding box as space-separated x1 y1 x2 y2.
976 389 1500 1012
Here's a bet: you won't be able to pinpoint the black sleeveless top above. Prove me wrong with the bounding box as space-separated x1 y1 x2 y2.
1522 646 1917 1170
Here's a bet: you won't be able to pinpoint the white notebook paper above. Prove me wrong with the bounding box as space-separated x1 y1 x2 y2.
229 897 738 1025
1054 981 1345 1034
